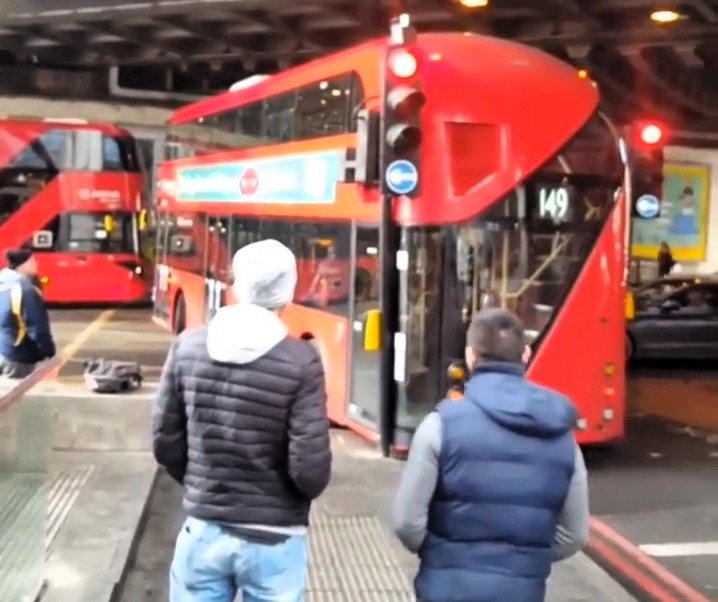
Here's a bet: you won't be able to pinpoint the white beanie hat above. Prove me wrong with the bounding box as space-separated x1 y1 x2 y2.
231 239 297 309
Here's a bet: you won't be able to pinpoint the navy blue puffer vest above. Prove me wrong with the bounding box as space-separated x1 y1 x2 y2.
414 363 576 602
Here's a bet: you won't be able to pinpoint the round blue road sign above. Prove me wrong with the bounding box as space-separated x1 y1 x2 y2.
636 194 660 218
385 160 418 195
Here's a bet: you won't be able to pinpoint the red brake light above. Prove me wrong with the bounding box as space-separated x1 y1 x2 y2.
639 122 664 145
387 49 418 79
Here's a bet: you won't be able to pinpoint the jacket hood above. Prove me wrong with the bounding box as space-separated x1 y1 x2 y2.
206 303 288 365
464 362 577 438
0 268 22 288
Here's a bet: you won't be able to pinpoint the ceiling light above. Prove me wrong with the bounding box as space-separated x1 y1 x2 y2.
650 9 683 23
459 0 489 7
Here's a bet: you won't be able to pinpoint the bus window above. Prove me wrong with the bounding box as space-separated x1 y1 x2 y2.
63 212 135 254
263 94 296 143
237 102 264 148
213 110 238 151
103 135 140 172
8 130 65 171
296 75 352 138
399 227 444 412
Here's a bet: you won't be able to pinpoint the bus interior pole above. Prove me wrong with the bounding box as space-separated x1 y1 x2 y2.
378 191 399 457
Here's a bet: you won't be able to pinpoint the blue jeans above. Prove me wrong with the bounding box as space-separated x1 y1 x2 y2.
170 517 307 602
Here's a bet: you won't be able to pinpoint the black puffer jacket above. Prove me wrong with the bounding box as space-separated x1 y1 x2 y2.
151 303 332 527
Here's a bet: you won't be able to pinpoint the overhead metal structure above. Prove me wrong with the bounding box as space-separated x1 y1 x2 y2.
1 0 718 128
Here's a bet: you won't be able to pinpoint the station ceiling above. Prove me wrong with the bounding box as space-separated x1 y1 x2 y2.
2 0 718 130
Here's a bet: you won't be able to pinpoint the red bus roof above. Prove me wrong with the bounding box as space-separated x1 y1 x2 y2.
169 36 386 125
0 118 132 137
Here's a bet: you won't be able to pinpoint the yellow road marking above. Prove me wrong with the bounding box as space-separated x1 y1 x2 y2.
58 309 116 370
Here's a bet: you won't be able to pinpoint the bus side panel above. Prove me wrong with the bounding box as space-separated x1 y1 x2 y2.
169 270 206 331
39 253 149 304
282 304 349 427
527 200 626 445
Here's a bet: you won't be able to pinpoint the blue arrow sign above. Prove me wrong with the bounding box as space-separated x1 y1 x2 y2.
635 194 660 218
385 160 418 195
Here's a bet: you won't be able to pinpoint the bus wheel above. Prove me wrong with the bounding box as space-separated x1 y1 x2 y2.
625 333 635 362
173 293 187 335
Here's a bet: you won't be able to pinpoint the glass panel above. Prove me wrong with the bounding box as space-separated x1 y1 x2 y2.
9 130 66 171
295 75 351 138
103 136 140 172
292 221 351 316
396 227 446 428
62 211 135 253
349 225 381 426
263 94 296 143
152 211 172 320
397 113 624 429
237 103 265 148
204 215 231 321
0 390 50 600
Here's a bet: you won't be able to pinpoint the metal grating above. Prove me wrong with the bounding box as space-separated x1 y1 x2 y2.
306 516 414 601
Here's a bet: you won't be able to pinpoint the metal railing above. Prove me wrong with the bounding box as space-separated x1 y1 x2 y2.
0 358 59 602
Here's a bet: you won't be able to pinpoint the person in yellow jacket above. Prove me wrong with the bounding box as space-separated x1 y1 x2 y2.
0 249 56 379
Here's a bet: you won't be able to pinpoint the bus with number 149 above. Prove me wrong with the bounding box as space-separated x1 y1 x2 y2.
153 32 633 450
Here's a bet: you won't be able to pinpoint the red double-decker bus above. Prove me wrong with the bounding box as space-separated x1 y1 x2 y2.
0 118 150 304
153 33 628 447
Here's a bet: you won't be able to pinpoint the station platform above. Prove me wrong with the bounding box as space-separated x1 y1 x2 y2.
0 308 715 601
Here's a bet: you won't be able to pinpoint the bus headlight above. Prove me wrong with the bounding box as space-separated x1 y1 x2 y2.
576 418 587 430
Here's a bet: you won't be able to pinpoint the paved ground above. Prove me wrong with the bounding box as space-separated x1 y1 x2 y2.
4 309 716 600
586 412 718 600
118 431 637 602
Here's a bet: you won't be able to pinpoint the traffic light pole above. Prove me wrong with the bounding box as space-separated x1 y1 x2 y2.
377 60 399 459
377 12 421 457
378 189 400 458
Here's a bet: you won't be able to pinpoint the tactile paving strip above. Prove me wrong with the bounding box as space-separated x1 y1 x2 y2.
307 515 414 601
0 464 93 601
46 464 94 554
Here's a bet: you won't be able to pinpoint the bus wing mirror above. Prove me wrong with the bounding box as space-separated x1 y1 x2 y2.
363 308 381 352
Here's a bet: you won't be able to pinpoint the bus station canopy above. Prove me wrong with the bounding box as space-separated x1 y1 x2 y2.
1 0 718 131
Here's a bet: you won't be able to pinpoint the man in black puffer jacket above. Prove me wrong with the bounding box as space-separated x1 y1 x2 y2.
152 238 332 602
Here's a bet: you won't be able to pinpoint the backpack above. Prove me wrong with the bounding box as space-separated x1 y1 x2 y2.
83 358 143 394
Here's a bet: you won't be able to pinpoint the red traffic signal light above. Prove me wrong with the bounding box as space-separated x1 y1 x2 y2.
387 48 418 79
635 121 666 146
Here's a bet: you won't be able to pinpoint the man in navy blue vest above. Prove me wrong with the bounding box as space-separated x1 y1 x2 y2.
392 308 589 602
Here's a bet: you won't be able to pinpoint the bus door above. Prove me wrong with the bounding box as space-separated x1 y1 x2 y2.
152 212 171 320
347 224 381 427
203 216 230 322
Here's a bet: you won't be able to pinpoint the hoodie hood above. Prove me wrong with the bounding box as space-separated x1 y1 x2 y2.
0 268 22 289
206 303 288 365
464 362 577 438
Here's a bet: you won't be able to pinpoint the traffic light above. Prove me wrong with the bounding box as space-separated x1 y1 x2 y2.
381 42 426 198
629 120 667 219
